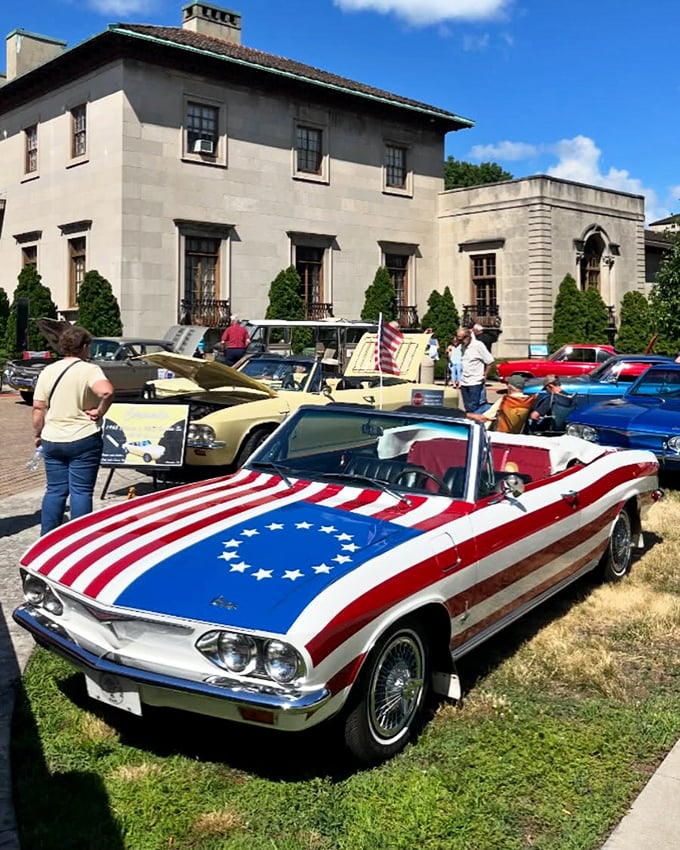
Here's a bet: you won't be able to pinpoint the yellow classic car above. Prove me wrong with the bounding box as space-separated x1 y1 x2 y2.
140 332 460 470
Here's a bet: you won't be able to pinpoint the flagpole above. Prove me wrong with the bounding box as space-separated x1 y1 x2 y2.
377 313 384 410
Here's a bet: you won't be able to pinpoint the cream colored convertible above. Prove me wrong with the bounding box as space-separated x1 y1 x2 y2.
140 332 460 470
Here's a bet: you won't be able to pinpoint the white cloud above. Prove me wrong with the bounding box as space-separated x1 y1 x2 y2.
469 140 540 160
88 0 159 15
332 0 512 26
469 134 668 223
462 33 490 51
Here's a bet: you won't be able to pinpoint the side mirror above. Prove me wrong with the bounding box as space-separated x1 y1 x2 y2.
322 384 334 398
498 473 525 499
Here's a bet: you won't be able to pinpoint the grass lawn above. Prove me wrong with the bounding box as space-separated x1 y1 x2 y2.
12 489 680 850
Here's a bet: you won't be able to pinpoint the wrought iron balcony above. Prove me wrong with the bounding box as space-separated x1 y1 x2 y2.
305 302 334 320
462 304 502 329
396 305 419 329
180 298 230 328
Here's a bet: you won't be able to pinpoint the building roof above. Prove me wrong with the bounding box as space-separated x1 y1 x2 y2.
0 20 473 132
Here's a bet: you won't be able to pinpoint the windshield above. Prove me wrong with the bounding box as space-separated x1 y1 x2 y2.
627 367 680 397
247 406 475 498
239 356 325 392
89 340 122 361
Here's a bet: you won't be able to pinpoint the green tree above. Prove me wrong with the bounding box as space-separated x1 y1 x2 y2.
361 267 396 322
582 286 610 344
615 291 652 353
77 270 123 336
420 286 460 379
0 287 9 366
444 156 513 190
265 266 310 353
547 274 585 351
3 265 58 356
649 224 680 354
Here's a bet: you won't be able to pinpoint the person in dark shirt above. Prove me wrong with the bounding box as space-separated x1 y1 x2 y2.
472 323 494 353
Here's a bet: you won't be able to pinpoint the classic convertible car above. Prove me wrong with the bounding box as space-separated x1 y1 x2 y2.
14 405 660 764
136 332 460 470
566 362 680 468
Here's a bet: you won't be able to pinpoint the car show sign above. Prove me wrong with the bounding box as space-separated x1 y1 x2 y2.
410 388 444 406
102 403 190 468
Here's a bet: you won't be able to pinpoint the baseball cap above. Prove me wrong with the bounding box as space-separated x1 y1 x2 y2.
542 374 560 388
507 375 526 391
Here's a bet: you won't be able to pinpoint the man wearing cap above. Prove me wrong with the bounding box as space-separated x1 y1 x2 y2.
529 375 574 433
467 375 537 433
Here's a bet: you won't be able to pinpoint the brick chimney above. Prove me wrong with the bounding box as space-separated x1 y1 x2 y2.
182 3 241 44
5 29 66 82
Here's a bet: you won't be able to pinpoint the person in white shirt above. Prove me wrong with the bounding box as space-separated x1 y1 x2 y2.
457 327 494 412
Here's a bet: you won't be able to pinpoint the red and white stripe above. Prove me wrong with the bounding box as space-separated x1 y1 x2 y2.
374 313 403 376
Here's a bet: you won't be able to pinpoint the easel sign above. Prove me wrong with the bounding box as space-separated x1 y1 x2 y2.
101 403 190 468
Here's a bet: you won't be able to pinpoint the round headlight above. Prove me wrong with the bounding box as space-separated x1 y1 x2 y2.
217 632 257 673
580 425 597 442
43 589 63 616
23 575 46 605
264 640 302 683
666 436 680 453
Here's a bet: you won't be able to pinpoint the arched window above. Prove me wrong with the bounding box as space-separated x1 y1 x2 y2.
579 233 605 291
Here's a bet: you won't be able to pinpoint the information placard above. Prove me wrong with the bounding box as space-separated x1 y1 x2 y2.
102 402 190 467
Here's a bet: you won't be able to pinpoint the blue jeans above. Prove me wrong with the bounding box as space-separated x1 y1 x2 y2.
461 383 487 413
41 433 103 535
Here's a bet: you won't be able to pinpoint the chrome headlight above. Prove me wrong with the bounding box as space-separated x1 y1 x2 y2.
216 632 258 673
566 423 598 442
666 436 680 454
21 572 63 616
188 423 217 443
264 640 303 683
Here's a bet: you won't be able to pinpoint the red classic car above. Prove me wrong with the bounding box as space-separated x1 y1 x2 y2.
497 344 617 382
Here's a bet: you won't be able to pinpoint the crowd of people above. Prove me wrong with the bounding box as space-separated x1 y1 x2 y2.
439 323 573 434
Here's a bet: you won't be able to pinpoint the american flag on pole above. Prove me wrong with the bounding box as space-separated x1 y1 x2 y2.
374 313 403 376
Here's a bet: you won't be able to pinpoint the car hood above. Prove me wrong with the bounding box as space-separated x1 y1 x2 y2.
343 332 431 381
139 352 278 396
22 474 424 634
35 318 206 357
571 396 680 429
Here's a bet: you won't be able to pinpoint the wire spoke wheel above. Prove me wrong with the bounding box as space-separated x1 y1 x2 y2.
343 623 428 764
600 507 633 582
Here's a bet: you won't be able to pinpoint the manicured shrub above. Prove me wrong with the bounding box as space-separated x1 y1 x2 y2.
77 270 123 336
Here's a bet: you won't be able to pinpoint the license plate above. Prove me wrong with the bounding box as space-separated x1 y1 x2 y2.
85 671 143 716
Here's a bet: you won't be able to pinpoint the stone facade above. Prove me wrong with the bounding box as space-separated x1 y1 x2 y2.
438 176 646 357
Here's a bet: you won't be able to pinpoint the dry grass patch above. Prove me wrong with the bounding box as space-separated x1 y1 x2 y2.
79 712 119 746
111 761 163 782
191 807 248 836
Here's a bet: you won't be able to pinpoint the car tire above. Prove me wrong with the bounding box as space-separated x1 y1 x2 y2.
20 391 34 405
599 506 633 582
143 453 152 463
235 428 273 468
343 620 429 764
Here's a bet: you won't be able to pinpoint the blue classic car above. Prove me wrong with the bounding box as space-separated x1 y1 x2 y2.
524 354 674 408
566 363 680 467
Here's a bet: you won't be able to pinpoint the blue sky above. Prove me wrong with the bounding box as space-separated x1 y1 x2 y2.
1 0 677 223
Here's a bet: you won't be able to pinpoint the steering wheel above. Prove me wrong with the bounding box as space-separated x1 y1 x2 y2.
394 467 450 496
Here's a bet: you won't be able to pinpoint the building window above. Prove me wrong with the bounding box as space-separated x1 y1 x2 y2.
579 233 605 292
385 144 407 189
22 245 37 268
296 126 323 175
71 105 87 158
25 125 38 174
186 102 218 156
185 236 220 302
69 237 86 306
384 253 408 307
471 254 498 319
295 246 324 307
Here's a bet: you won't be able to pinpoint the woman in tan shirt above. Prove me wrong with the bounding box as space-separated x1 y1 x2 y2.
32 325 114 535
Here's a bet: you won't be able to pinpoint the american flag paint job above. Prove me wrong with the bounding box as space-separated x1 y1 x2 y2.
15 414 659 748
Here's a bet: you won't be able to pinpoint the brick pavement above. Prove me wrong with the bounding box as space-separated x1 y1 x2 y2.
0 392 36 501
